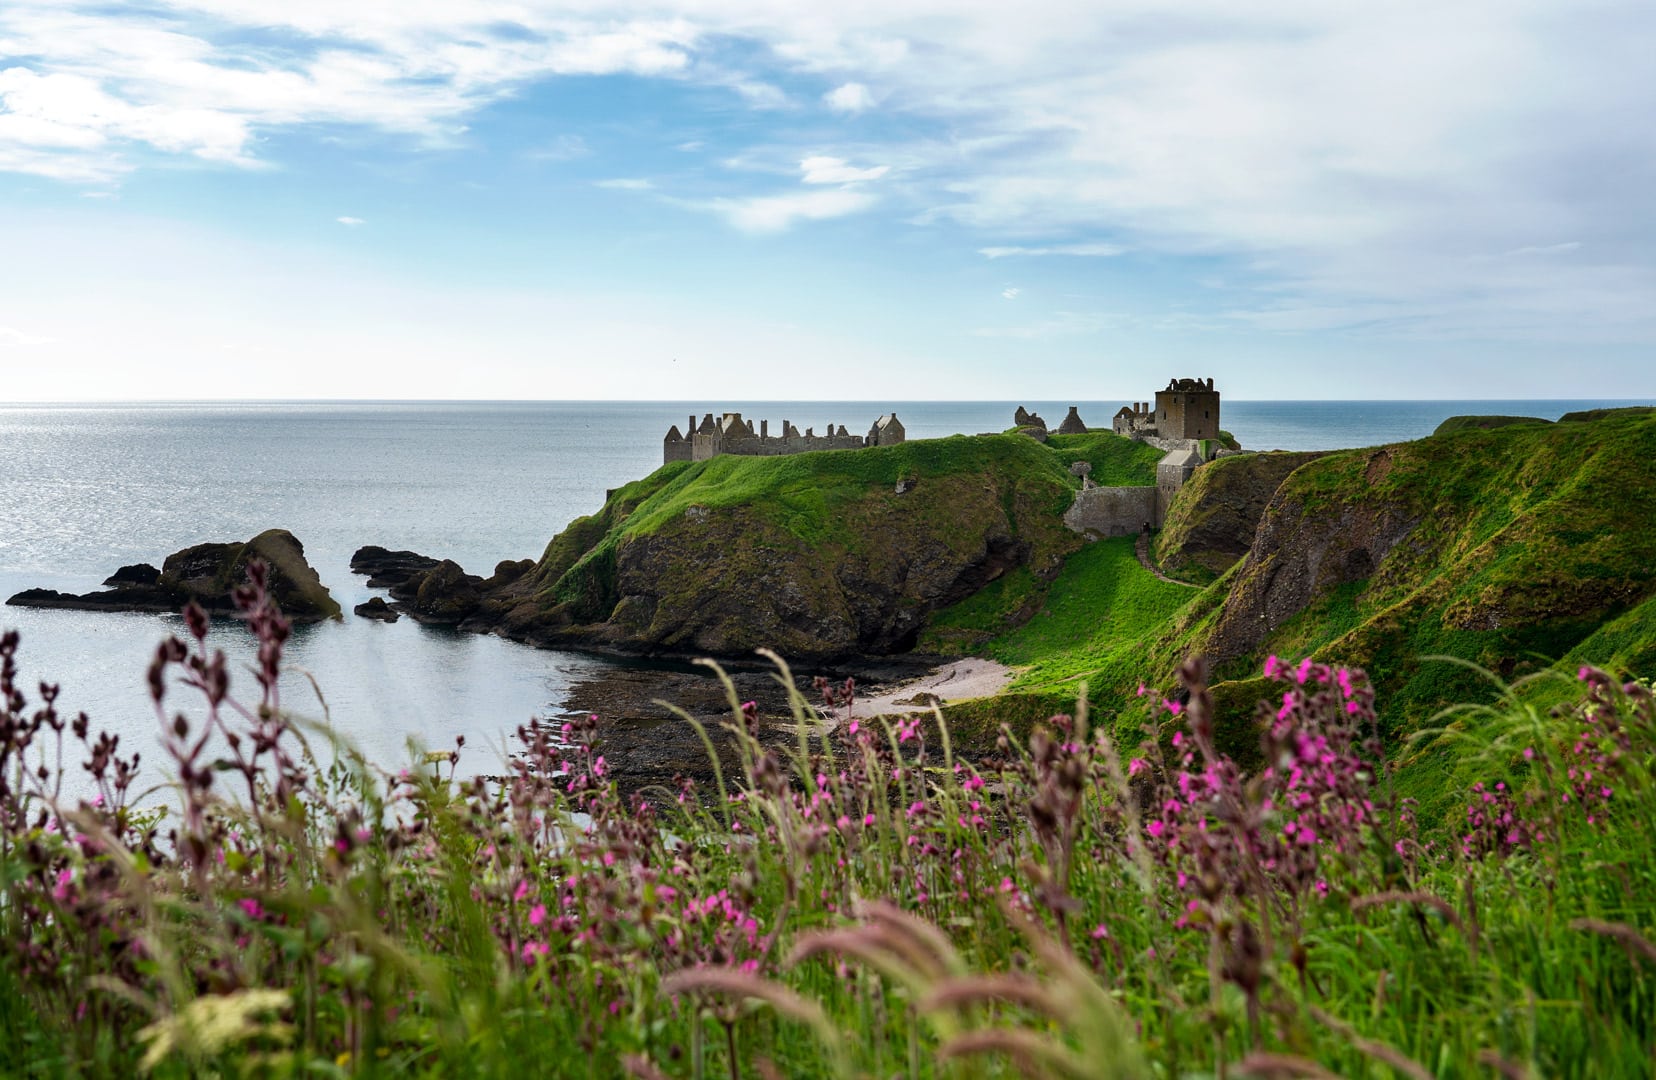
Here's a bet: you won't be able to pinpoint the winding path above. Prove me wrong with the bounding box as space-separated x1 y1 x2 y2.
1136 531 1200 587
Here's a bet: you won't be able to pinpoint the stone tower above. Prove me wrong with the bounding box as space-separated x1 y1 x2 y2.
1153 377 1220 441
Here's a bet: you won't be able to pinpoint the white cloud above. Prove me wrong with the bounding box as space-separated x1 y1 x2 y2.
0 324 53 346
595 177 653 190
689 188 877 233
824 81 874 113
1501 241 1582 258
1001 287 1020 299
973 310 1118 339
799 155 889 184
336 216 365 226
526 134 589 161
979 243 1127 258
0 0 1653 344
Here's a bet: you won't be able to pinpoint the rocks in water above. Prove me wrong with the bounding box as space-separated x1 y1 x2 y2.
6 529 341 621
354 596 400 622
349 546 442 591
410 561 484 624
350 547 534 626
103 563 160 588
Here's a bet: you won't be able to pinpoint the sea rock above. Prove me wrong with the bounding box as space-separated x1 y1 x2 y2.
408 560 484 625
5 529 340 621
349 546 442 591
103 563 161 588
354 596 400 622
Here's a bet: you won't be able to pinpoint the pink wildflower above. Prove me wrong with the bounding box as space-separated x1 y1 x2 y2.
529 903 547 927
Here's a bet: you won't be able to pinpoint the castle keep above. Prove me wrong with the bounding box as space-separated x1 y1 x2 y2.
664 411 905 464
1113 377 1220 441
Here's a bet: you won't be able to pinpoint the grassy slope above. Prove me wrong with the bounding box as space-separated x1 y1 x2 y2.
941 413 1656 775
519 431 1160 641
1138 411 1656 746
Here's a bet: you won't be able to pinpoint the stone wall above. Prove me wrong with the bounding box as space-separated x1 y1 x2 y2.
693 432 867 460
1064 485 1159 538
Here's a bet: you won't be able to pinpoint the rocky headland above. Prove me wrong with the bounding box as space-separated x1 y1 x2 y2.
6 529 341 622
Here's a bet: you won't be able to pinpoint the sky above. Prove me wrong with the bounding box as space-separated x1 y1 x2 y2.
0 0 1653 401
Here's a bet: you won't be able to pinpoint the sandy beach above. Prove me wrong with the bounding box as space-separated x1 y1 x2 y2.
849 657 1017 718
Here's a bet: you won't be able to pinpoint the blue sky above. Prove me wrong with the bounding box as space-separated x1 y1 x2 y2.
1 1 1654 401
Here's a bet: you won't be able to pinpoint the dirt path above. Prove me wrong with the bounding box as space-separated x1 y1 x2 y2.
1136 531 1200 587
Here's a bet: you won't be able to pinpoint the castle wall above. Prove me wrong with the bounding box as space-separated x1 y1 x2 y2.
688 432 869 461
1064 486 1158 538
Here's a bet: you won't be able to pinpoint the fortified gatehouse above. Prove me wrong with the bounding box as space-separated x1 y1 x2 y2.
663 411 905 465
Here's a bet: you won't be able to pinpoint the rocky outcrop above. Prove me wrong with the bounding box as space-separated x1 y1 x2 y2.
354 596 400 622
6 530 340 621
354 436 1083 662
349 546 442 591
1202 478 1420 663
1154 451 1330 583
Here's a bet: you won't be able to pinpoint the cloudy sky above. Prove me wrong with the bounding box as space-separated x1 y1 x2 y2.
1 0 1653 401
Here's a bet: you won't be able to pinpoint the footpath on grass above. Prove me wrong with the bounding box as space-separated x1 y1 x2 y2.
1135 530 1199 587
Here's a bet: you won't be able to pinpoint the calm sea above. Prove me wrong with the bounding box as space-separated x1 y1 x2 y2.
0 399 1644 791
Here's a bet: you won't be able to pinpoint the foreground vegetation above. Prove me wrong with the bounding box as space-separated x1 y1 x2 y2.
4 567 1655 1077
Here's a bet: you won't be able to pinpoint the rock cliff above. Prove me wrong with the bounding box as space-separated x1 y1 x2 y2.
354 433 1158 662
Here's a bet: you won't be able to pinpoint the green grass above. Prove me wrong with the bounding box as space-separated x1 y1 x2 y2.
8 613 1656 1078
926 537 1200 703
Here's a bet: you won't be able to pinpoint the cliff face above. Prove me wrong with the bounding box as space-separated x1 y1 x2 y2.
483 435 1097 661
1153 451 1329 583
1155 411 1656 723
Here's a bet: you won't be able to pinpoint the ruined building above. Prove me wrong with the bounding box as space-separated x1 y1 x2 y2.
1113 377 1220 441
663 411 905 465
1029 378 1236 539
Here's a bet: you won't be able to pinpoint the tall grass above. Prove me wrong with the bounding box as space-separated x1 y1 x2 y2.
2 566 1654 1077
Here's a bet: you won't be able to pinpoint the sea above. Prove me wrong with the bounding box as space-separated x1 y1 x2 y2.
0 398 1645 796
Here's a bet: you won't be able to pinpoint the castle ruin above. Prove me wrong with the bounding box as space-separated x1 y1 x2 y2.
1113 377 1220 442
1012 378 1234 539
664 411 905 465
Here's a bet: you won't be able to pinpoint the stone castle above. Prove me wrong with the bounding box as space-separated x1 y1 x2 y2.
1013 377 1233 539
665 411 905 464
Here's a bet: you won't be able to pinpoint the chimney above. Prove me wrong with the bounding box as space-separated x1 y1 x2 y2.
761 419 769 438
1207 377 1214 390
689 415 696 434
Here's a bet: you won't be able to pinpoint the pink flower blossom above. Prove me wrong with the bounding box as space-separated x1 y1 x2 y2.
529 904 547 927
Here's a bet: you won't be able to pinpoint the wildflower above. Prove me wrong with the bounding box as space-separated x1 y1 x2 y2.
238 898 264 920
52 869 72 901
1163 698 1183 716
1264 655 1283 678
529 904 547 927
521 941 549 961
1129 758 1147 777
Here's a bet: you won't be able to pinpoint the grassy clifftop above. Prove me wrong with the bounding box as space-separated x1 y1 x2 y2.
1145 409 1656 729
934 412 1656 767
493 431 1159 659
